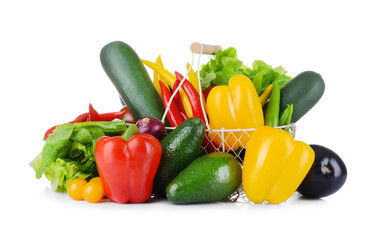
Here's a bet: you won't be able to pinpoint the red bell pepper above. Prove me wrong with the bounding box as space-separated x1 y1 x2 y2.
94 125 162 204
159 80 184 127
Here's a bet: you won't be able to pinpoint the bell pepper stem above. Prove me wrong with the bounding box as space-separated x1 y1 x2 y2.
122 124 139 141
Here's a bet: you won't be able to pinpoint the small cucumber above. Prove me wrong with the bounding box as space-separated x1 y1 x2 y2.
100 41 169 125
153 118 205 196
280 71 325 122
166 152 242 204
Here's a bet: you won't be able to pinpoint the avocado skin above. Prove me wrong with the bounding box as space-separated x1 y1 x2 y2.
153 118 205 196
166 152 242 204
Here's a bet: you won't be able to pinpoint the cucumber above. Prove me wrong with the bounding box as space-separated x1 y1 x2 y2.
280 71 325 123
100 41 168 125
166 152 242 204
153 118 205 196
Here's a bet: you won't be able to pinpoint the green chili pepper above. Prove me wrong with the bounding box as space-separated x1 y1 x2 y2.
264 81 280 127
279 104 294 126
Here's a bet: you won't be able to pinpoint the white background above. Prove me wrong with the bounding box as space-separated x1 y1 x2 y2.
1 0 379 239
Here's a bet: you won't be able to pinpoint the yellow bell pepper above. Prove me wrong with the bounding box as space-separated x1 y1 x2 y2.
141 59 193 118
242 126 315 204
206 74 264 150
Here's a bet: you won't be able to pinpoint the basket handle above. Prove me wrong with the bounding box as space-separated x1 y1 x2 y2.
190 43 222 55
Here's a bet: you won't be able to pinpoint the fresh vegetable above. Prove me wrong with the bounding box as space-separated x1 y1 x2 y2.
206 74 264 150
259 84 273 107
280 71 325 122
186 63 201 93
44 112 89 140
83 179 105 203
44 104 128 140
88 103 101 121
175 72 206 124
67 178 88 200
264 82 280 127
202 85 217 102
118 106 137 123
31 121 128 192
153 55 168 97
159 81 184 127
166 152 242 204
136 116 166 141
141 59 193 118
100 41 169 126
153 118 205 196
297 144 347 198
95 124 162 203
242 126 314 204
172 78 187 118
199 47 291 93
279 104 294 126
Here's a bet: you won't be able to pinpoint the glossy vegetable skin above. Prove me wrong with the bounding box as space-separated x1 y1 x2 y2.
153 118 205 196
100 41 168 125
280 71 325 122
95 126 162 203
159 81 184 127
166 152 242 204
206 74 264 150
264 82 280 127
297 144 347 198
242 126 314 204
136 117 166 141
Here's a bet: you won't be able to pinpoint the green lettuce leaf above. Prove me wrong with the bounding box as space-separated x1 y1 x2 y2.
199 47 292 95
30 121 127 192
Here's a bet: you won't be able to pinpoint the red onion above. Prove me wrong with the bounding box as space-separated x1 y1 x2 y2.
136 117 166 141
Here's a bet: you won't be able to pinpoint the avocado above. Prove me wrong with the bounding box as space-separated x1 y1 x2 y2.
153 118 205 196
166 152 242 204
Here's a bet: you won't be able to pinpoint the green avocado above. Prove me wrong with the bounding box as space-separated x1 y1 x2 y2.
153 118 205 196
166 152 242 204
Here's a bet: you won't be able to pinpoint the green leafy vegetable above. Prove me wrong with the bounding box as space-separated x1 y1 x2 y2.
30 121 127 192
199 47 292 94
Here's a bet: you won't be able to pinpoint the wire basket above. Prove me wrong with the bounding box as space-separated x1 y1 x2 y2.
161 42 296 163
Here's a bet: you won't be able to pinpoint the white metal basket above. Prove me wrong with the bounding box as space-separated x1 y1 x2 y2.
161 42 296 164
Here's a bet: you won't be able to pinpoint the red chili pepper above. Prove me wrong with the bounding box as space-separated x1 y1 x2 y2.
94 125 162 204
175 72 206 124
172 79 186 119
159 80 184 127
99 109 126 121
88 103 101 121
180 111 188 121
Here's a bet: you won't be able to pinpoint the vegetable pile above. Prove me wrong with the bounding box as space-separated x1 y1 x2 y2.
30 41 347 205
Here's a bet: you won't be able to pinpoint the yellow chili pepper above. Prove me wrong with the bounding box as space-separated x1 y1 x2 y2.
186 63 206 109
141 59 193 117
259 84 273 107
153 55 168 97
242 126 315 204
206 74 264 150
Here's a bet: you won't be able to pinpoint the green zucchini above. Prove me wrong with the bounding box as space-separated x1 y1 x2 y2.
280 71 325 123
100 41 168 125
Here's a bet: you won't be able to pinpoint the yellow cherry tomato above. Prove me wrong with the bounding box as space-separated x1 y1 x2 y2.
67 178 88 201
89 177 102 184
83 181 105 203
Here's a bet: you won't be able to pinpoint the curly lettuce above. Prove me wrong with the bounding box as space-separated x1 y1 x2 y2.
199 47 292 95
30 121 127 192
